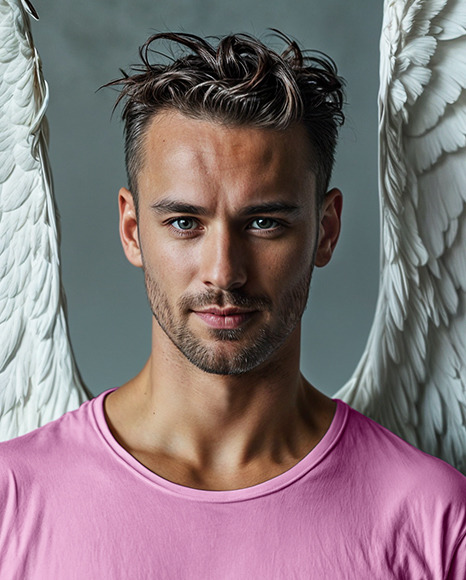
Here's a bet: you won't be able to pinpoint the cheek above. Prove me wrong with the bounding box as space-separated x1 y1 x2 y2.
141 233 198 289
254 238 315 288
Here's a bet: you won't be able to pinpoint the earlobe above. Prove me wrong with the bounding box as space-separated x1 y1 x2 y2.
119 187 143 268
314 188 342 268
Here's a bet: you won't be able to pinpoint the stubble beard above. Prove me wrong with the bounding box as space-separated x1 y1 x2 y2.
142 266 313 376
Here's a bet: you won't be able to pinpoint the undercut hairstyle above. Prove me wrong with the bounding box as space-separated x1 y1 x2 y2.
106 31 345 213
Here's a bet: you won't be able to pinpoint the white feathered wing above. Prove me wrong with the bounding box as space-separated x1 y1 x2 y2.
0 0 90 440
335 0 466 474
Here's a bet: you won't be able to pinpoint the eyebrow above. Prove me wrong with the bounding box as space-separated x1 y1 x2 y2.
150 198 301 217
150 199 209 216
239 202 301 217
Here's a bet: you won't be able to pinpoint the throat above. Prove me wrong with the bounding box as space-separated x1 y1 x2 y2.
103 368 337 492
118 444 318 491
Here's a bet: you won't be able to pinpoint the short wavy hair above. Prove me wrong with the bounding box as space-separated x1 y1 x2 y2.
107 31 345 212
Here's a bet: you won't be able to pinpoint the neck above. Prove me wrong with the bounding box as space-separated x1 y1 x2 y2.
104 320 336 489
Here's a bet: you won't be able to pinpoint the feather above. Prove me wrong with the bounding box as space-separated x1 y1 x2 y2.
335 0 466 474
0 0 90 439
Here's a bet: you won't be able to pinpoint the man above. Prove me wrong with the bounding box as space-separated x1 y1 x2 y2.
0 31 465 578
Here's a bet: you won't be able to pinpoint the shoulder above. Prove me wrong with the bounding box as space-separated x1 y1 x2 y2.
334 403 466 575
337 401 466 499
0 391 111 558
0 392 105 480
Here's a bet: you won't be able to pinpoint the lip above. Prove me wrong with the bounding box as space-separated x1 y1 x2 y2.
193 308 257 329
195 307 254 316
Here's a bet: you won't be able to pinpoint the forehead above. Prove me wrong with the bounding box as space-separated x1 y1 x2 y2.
138 111 316 207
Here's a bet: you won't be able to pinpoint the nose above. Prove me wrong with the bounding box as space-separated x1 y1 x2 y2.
200 226 247 291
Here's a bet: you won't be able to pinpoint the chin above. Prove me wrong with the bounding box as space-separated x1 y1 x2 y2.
177 328 286 376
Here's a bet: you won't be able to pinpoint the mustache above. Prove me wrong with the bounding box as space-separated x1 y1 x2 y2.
178 289 272 311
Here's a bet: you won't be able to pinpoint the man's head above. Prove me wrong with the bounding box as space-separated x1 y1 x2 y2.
114 31 344 376
109 31 345 215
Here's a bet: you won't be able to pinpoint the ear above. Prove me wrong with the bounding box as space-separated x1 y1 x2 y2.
119 187 143 268
314 188 342 268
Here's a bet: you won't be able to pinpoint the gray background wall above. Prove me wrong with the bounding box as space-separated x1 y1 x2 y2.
30 0 382 398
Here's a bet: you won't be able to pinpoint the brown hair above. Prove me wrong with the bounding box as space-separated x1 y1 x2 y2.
107 31 345 212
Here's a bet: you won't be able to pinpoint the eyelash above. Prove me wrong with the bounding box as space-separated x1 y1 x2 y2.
165 217 284 237
167 218 199 235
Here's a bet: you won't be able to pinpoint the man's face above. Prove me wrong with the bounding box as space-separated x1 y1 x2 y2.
120 111 341 375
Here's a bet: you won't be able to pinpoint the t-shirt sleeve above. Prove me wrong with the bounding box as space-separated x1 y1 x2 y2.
446 531 466 579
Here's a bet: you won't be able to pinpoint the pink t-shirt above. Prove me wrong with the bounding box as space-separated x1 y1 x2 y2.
0 388 465 579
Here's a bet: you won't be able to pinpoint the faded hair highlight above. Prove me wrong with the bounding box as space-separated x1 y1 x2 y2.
106 31 345 211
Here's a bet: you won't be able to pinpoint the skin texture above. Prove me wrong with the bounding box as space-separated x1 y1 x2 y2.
105 110 342 491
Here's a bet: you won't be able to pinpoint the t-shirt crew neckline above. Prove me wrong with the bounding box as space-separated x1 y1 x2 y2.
92 388 349 503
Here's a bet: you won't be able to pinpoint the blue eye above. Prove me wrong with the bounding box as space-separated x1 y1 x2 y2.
171 218 198 230
250 218 278 230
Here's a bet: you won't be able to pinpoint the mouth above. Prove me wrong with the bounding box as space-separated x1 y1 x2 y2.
192 307 257 329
